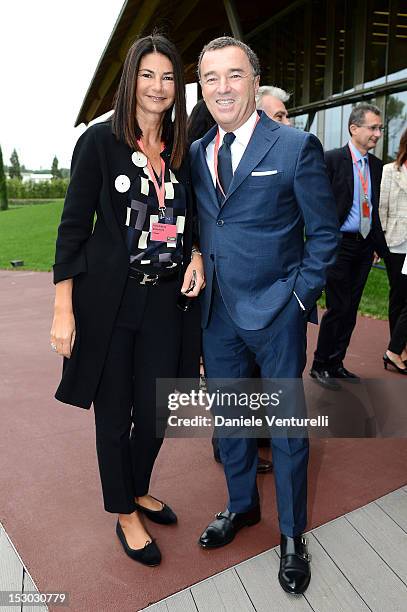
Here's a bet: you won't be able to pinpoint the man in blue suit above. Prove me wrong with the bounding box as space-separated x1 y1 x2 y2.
190 36 340 595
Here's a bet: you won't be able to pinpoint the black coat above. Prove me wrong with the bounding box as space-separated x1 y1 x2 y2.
324 145 389 257
53 121 200 409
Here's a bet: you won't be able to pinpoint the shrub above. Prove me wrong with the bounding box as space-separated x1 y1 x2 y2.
6 178 68 199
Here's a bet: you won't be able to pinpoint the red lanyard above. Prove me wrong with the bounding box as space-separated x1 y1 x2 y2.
348 144 369 200
214 114 260 198
137 139 166 212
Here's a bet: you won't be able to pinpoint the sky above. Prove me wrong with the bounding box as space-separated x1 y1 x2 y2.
0 1 197 171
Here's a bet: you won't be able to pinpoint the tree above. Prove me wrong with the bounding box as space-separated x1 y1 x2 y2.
51 155 62 180
9 148 22 180
0 145 8 210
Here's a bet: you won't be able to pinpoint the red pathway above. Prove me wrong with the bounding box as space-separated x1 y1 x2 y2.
0 270 406 612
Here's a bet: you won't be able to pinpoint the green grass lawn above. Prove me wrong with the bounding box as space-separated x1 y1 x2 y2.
0 201 390 319
0 200 63 271
318 266 389 319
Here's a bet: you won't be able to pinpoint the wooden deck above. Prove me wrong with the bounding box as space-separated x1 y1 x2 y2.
143 486 407 612
0 522 47 611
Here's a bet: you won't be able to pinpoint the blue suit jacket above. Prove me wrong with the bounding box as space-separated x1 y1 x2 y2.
190 112 341 330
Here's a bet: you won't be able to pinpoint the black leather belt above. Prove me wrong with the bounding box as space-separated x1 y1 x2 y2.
341 231 368 241
128 269 179 285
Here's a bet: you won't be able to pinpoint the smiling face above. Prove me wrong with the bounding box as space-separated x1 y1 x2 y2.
135 52 175 119
349 111 383 154
200 45 259 132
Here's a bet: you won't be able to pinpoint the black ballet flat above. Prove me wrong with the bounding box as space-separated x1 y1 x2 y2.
383 354 407 375
134 496 177 525
116 520 161 566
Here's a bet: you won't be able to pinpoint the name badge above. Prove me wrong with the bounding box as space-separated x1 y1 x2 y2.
151 222 177 242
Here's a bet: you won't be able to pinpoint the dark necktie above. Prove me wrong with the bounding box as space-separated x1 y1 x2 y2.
216 132 236 203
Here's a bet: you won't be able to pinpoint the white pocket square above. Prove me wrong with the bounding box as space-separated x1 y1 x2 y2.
251 170 278 176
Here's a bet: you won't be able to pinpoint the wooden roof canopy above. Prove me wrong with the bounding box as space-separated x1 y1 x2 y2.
75 0 290 126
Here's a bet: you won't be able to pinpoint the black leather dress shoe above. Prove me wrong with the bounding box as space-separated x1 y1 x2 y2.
257 457 273 473
310 368 341 391
278 534 311 594
199 506 261 549
116 520 161 566
330 365 360 382
214 447 273 474
134 497 177 525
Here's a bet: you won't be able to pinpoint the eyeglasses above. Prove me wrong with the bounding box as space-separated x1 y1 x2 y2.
359 124 386 133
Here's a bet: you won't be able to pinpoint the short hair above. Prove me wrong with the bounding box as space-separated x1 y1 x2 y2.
256 86 290 108
348 103 381 136
197 36 260 80
112 33 187 169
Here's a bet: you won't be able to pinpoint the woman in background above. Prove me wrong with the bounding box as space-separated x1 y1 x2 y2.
380 128 407 374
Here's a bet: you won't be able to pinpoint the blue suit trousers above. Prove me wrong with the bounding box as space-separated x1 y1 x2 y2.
203 282 309 537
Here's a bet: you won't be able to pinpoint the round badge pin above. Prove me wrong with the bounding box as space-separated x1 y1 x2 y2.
115 175 131 193
132 151 148 167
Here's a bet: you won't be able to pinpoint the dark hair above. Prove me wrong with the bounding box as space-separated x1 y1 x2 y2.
187 99 216 146
396 128 407 169
197 36 260 80
348 103 381 136
112 34 187 169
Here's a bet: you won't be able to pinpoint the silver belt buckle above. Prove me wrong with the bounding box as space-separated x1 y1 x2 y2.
140 273 158 285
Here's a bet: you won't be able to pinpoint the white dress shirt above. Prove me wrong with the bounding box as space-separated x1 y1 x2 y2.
205 110 258 185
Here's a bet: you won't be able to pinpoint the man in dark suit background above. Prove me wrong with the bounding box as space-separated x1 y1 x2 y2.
310 103 389 390
190 36 340 594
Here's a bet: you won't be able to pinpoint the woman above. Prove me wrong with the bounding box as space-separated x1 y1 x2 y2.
380 127 407 374
50 34 204 566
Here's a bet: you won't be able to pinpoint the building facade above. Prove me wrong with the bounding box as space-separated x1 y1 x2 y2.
77 0 407 160
248 0 406 160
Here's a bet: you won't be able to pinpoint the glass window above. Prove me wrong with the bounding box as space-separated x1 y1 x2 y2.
291 114 308 131
310 0 327 102
387 1 407 82
343 0 357 91
324 106 342 150
332 0 346 94
308 112 318 136
341 104 352 146
364 0 389 87
384 91 407 162
252 7 305 108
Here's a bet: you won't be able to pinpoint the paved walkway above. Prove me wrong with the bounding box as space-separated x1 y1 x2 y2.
1 270 407 612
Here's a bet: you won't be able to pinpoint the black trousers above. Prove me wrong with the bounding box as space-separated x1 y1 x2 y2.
384 252 407 354
93 276 182 514
313 233 374 370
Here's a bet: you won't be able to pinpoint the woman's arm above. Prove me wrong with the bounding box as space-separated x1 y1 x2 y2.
181 248 206 297
50 279 75 358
